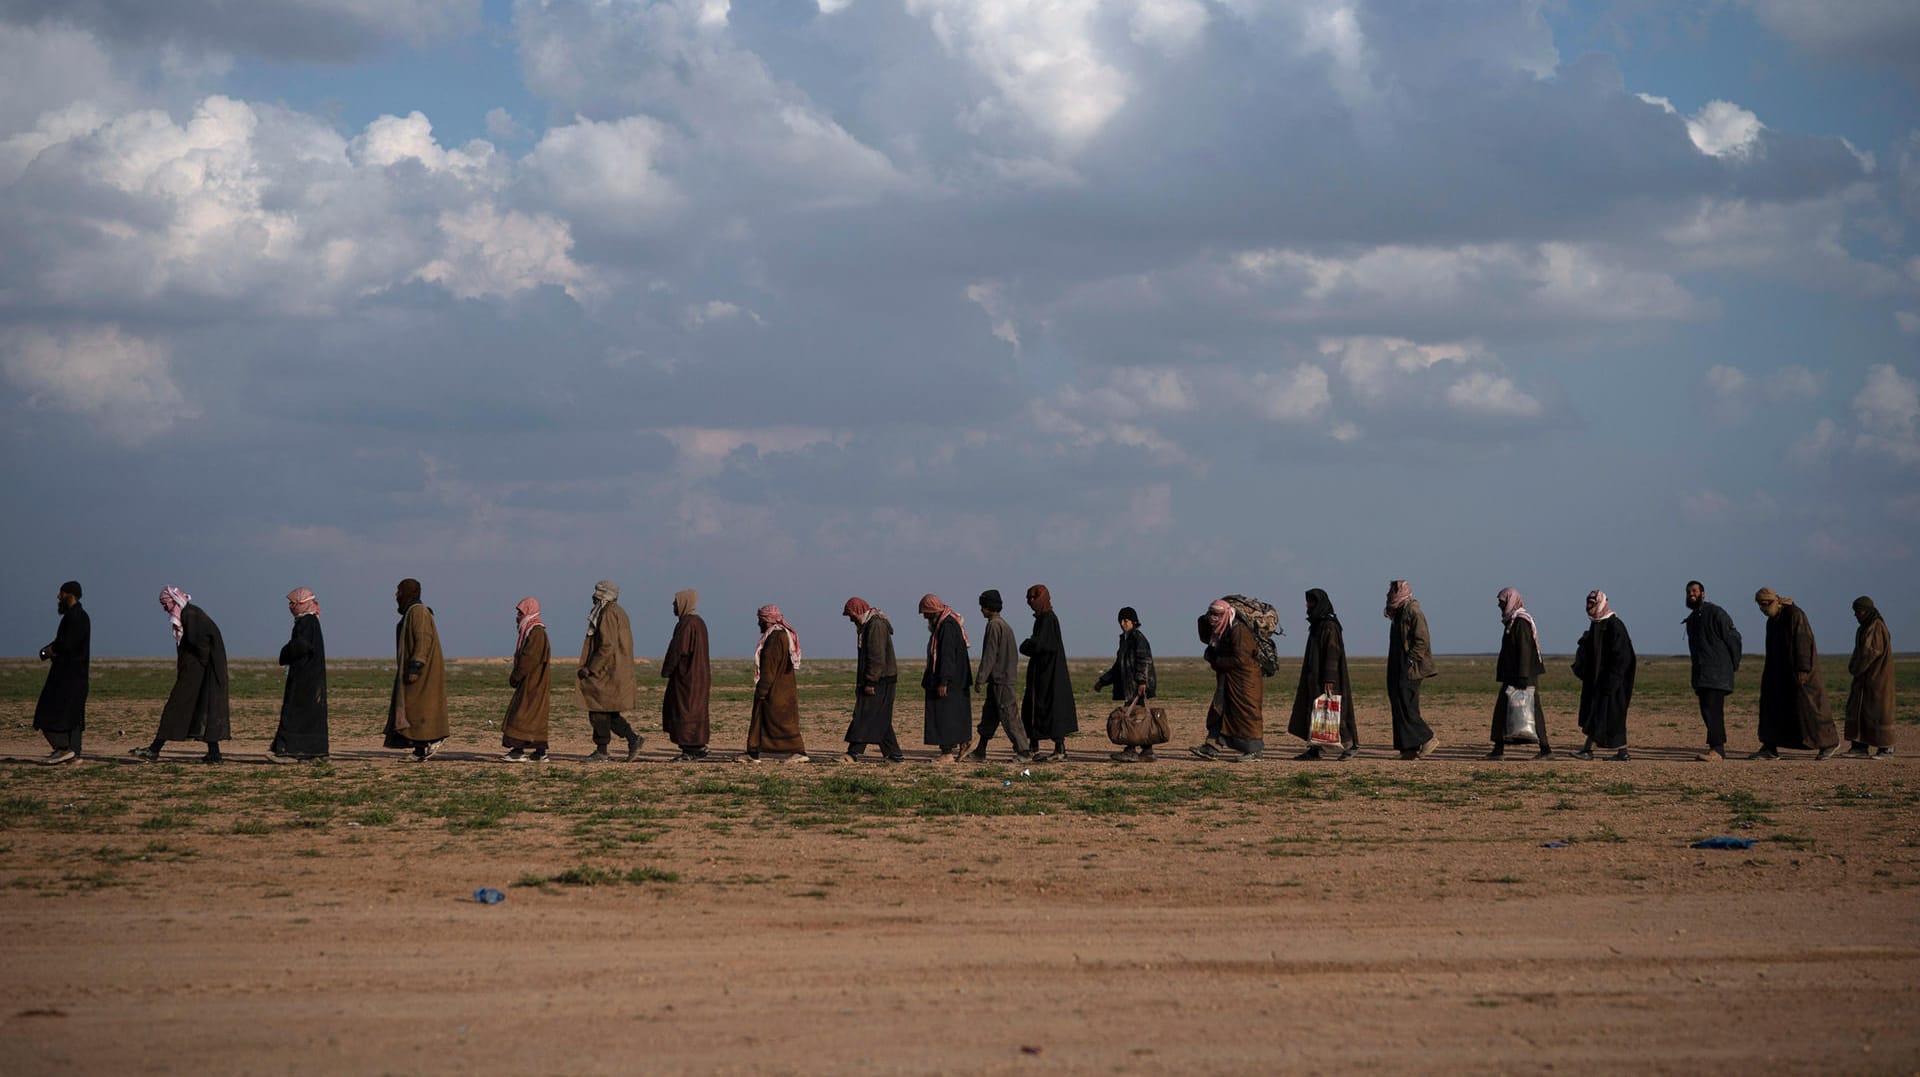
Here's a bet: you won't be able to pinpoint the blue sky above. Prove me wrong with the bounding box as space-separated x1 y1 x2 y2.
1 0 1915 663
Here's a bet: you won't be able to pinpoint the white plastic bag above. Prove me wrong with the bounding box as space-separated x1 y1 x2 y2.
1502 685 1538 744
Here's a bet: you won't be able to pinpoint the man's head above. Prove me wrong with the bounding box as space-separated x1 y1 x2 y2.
396 578 422 613
57 580 80 613
1117 606 1139 632
1685 580 1704 610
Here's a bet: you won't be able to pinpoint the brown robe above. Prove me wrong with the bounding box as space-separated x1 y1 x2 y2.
577 601 637 713
747 628 805 754
1208 618 1265 740
1757 603 1837 751
385 603 449 745
661 593 711 748
504 624 551 745
1846 617 1895 748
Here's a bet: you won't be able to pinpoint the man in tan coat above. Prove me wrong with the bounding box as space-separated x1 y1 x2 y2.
579 580 641 762
384 578 449 761
1844 596 1895 758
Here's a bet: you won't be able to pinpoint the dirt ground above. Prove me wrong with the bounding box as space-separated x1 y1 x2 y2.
1 656 1916 1074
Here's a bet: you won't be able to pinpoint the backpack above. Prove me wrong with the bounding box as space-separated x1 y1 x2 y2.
1221 594 1283 677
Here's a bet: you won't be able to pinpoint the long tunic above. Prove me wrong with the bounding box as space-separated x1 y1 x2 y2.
1757 605 1838 751
1207 618 1264 740
271 613 328 757
976 614 1018 689
385 603 449 746
1288 617 1356 745
923 617 974 746
158 604 230 743
1573 616 1636 749
846 613 898 744
33 604 90 734
747 629 804 753
1490 617 1546 744
661 613 711 747
1846 618 1895 747
504 625 552 745
1019 610 1078 741
578 602 637 713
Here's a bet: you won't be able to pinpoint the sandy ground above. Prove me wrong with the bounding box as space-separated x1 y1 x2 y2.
2 660 1917 1074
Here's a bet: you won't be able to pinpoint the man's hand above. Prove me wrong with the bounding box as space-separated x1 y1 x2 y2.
936 685 948 698
1796 671 1810 685
576 666 588 680
405 673 418 685
1322 682 1335 695
862 685 876 696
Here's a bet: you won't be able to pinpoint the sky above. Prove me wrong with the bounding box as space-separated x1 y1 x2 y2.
0 0 1916 662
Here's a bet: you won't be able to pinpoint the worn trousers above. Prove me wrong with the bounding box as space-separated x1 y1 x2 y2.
42 726 82 755
847 729 904 761
1387 672 1434 752
1695 689 1728 750
589 711 637 747
975 681 1032 754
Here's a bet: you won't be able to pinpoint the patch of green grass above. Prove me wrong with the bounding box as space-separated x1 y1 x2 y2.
520 863 680 887
137 812 186 832
1718 790 1776 827
355 808 397 826
232 820 272 835
0 795 48 827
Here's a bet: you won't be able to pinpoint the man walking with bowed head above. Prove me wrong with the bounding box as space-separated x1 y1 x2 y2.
384 578 449 761
968 590 1032 762
579 580 642 762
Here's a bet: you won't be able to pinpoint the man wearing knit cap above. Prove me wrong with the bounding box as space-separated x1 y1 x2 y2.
968 589 1032 762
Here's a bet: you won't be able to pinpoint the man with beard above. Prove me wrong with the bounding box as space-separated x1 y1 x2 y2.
33 581 89 765
132 587 230 764
1682 581 1742 762
1751 588 1839 760
383 578 449 761
267 587 328 763
579 580 641 763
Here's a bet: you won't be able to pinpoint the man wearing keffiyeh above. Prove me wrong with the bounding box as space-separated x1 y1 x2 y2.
741 605 807 763
131 587 230 764
267 587 328 762
1571 590 1636 761
1485 587 1550 760
1751 587 1839 760
1383 579 1438 760
840 598 903 764
920 594 975 761
579 580 642 762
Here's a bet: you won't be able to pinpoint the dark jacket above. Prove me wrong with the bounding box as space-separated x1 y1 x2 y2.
1683 601 1742 694
1288 615 1356 745
272 613 328 756
1496 617 1546 688
158 604 230 743
1020 610 1078 740
1758 604 1837 751
923 616 974 745
1094 627 1156 701
857 613 897 687
1388 600 1438 683
33 604 90 732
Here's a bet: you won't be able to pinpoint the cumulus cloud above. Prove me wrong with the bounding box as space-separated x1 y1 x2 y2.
0 0 481 62
1741 0 1920 84
1851 363 1920 466
414 204 589 301
1 324 188 442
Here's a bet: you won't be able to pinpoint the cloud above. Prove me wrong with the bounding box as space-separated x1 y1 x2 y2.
1445 371 1542 417
414 204 589 301
905 0 1129 151
1 324 188 442
1684 100 1764 160
1851 363 1920 466
0 0 481 63
1741 0 1920 84
522 114 680 228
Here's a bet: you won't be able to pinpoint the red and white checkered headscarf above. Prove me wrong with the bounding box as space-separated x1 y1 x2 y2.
159 587 191 645
515 596 544 651
753 604 800 683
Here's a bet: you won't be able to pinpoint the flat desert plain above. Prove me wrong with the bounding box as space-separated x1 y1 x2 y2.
1 653 1916 1075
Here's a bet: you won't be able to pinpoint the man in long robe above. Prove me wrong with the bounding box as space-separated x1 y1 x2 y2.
842 597 903 763
33 580 89 765
1844 596 1895 758
1752 588 1839 759
1683 580 1743 762
268 587 328 762
1096 607 1158 762
661 589 711 761
742 605 806 763
384 578 449 761
579 580 641 762
920 594 974 761
1019 584 1077 761
1485 587 1551 760
1191 600 1264 761
1288 590 1357 760
1572 590 1635 761
131 587 230 764
503 597 552 762
1384 580 1438 760
968 590 1032 762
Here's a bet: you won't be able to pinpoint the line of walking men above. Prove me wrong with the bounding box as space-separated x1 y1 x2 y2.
26 577 1898 767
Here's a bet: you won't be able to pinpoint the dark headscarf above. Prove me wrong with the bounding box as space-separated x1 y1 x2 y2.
59 580 82 599
1854 595 1880 625
397 578 422 612
1118 606 1139 625
1026 584 1052 614
1306 588 1338 625
978 589 1003 612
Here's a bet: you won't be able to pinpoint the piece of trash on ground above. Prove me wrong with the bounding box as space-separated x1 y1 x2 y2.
473 887 506 904
1690 836 1754 850
1540 841 1569 848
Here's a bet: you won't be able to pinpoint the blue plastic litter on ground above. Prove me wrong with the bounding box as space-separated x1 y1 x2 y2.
1540 841 1570 848
1690 836 1754 850
473 887 506 904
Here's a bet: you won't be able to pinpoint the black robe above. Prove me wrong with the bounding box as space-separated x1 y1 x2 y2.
1757 604 1838 751
34 604 90 734
1490 617 1549 745
846 613 898 744
922 617 974 746
1288 615 1356 745
1573 616 1635 750
158 604 230 743
1020 610 1078 741
272 613 329 757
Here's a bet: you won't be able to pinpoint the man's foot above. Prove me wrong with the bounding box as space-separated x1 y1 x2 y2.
1189 743 1223 761
127 746 159 763
1138 748 1156 762
965 746 989 762
669 751 701 763
1875 747 1894 757
199 752 222 765
410 747 427 762
1608 749 1631 762
625 733 645 762
1843 744 1871 758
1416 737 1438 760
1012 752 1034 764
1109 748 1142 763
1572 749 1594 761
585 748 612 763
1336 746 1358 761
501 748 526 763
1045 745 1068 762
785 754 810 764
1294 746 1323 761
1483 746 1506 760
1229 748 1263 763
1533 748 1554 760
735 753 762 764
954 739 975 761
527 749 548 763
1397 750 1417 760
837 752 859 765
264 750 292 765
882 755 906 765
1814 745 1839 761
43 749 76 766
422 739 444 760
1747 747 1780 760
1694 749 1724 762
